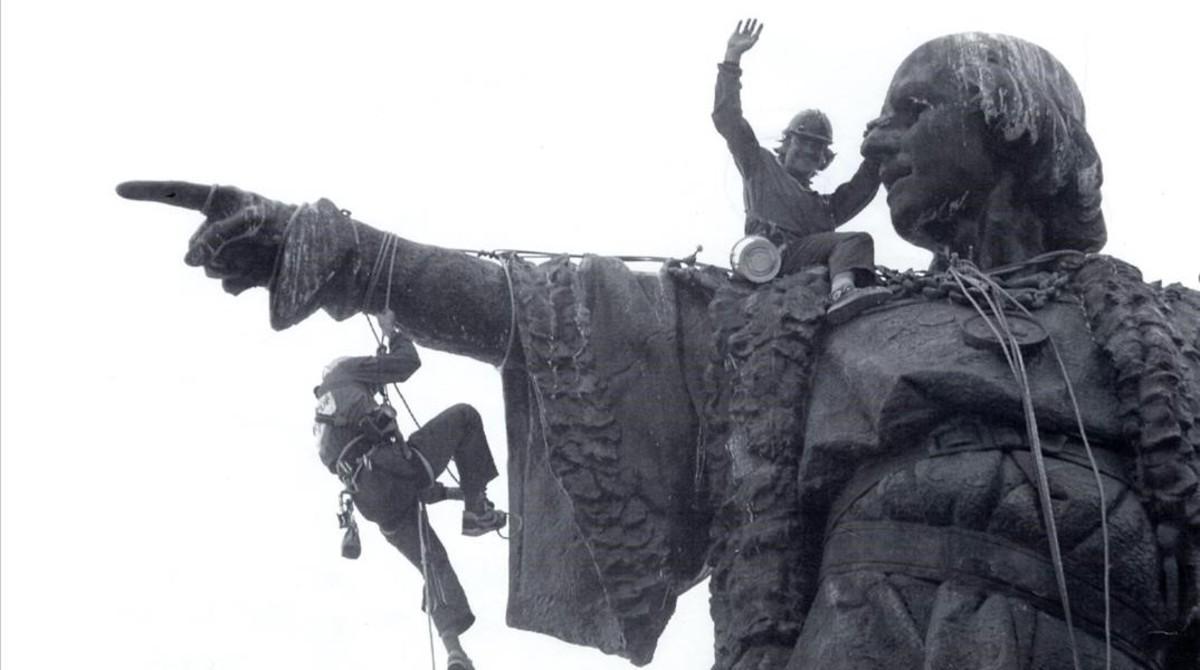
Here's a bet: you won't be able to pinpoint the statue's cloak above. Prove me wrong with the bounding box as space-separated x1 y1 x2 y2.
498 256 717 665
263 207 723 664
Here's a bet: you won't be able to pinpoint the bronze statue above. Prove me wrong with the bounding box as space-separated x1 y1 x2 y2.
767 33 1196 670
118 31 1199 670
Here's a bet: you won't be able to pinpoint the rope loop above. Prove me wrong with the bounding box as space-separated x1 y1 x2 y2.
947 255 1111 670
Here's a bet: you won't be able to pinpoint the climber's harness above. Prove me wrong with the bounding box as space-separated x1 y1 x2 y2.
318 401 439 559
316 404 409 487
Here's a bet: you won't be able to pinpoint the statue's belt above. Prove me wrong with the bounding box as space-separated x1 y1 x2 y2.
826 421 1132 534
821 521 1165 667
821 421 1167 665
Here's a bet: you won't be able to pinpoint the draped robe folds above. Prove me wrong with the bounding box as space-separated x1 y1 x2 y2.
267 205 723 663
496 256 718 665
265 207 1200 668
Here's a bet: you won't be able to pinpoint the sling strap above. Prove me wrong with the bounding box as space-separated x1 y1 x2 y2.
826 418 1132 535
821 520 1168 669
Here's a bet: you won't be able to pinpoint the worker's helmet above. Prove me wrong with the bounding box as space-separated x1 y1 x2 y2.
784 109 833 144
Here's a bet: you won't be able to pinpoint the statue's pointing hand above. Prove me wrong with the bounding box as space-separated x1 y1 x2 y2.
117 181 295 295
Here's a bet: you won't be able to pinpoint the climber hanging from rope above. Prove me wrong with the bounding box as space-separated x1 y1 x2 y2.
313 310 506 670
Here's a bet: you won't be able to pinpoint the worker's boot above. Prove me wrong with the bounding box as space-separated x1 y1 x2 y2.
446 650 474 670
826 285 892 325
462 493 507 537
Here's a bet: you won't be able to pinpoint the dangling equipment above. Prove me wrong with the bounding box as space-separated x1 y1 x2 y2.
337 491 362 560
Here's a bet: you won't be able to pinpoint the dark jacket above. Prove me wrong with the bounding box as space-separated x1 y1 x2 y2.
712 61 879 241
313 338 421 472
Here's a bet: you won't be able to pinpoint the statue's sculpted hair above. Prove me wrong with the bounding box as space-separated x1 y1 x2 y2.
921 33 1107 253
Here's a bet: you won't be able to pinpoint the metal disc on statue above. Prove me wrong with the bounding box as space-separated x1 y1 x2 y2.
729 235 781 283
961 312 1048 354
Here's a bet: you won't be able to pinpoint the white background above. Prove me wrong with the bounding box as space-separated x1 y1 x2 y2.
2 1 1198 668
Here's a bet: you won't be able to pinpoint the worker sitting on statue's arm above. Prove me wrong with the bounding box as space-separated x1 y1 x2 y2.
313 311 506 670
715 18 892 323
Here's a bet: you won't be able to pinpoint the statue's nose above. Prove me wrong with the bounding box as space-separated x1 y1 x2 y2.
860 118 899 162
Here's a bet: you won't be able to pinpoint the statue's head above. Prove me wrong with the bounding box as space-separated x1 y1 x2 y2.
776 109 835 182
861 33 1105 268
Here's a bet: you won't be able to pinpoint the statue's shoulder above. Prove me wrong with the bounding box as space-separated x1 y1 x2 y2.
1074 253 1200 334
1070 254 1200 396
1162 281 1200 362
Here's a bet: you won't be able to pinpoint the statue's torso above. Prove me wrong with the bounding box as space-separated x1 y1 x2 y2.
793 298 1167 669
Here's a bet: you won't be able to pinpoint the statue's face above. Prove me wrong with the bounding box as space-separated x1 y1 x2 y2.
861 41 1001 252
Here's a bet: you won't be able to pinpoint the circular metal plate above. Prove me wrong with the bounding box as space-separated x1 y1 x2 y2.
729 235 781 283
961 313 1048 354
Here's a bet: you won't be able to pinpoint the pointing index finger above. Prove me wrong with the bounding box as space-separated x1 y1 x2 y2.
116 180 218 212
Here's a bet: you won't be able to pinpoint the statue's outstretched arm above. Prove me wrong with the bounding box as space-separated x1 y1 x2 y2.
117 180 512 364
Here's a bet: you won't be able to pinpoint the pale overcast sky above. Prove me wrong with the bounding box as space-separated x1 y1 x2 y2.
2 1 1197 669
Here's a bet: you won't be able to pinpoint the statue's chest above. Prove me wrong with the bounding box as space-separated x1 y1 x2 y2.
804 299 1122 450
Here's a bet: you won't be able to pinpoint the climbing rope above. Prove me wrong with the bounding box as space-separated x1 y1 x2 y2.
947 262 1081 670
364 316 424 428
363 231 397 311
873 249 1081 312
416 502 437 670
947 255 1113 670
495 254 519 372
452 245 717 269
967 264 1113 670
363 313 464 488
494 509 523 540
